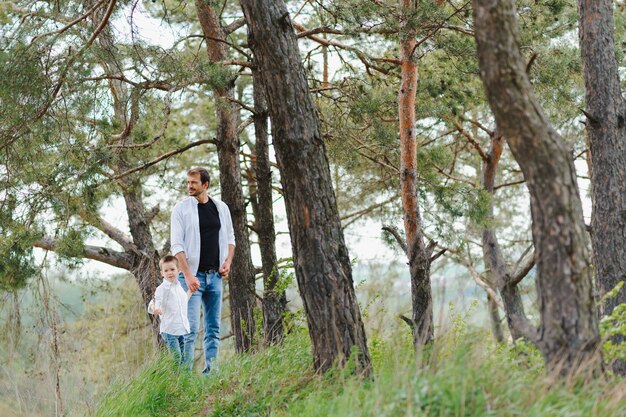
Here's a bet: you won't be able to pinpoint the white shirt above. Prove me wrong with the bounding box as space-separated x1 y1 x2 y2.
170 196 236 275
148 280 190 336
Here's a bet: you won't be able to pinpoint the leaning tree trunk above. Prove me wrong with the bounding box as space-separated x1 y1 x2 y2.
577 0 626 375
196 0 257 352
240 0 371 374
473 0 602 376
120 179 162 338
398 0 434 347
251 65 287 345
93 13 163 339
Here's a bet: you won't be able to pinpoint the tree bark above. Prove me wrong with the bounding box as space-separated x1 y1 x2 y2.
481 133 534 342
119 179 163 339
487 293 504 343
577 0 626 375
240 0 371 374
399 0 434 347
473 0 602 376
195 0 258 352
251 65 287 345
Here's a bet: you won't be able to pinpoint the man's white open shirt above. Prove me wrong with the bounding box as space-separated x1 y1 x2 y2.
148 280 190 336
170 196 236 275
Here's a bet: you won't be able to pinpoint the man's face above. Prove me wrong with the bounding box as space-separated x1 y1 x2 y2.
160 261 179 282
187 173 208 197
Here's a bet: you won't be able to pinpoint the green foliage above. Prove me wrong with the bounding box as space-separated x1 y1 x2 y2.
54 228 86 260
0 222 42 290
600 282 626 367
270 260 296 297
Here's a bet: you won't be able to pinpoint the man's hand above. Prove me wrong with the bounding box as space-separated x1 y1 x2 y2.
219 259 232 280
154 307 163 316
185 273 200 292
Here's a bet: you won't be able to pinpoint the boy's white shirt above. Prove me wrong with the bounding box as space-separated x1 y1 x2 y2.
148 279 191 336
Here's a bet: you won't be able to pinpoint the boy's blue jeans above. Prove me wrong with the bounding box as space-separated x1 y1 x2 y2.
161 333 189 365
178 271 223 373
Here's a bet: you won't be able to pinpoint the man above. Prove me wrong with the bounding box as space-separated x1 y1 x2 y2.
170 167 236 373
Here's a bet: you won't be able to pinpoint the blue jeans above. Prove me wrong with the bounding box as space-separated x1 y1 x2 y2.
179 271 223 373
161 332 188 366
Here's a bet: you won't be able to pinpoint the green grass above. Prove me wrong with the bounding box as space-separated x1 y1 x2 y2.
97 326 626 417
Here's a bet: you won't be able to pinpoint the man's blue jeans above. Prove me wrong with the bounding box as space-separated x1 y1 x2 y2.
161 332 188 366
179 271 223 373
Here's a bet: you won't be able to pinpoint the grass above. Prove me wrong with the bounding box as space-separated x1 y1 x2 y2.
96 325 626 417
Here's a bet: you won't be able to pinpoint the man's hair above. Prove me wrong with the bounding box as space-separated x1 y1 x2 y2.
159 255 179 267
187 167 210 186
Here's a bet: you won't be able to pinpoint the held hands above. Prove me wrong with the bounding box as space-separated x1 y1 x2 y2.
185 272 200 292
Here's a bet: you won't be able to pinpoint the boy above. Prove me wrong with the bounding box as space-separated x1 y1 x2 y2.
148 255 193 366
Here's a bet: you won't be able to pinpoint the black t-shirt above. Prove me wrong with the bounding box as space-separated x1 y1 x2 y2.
197 199 221 271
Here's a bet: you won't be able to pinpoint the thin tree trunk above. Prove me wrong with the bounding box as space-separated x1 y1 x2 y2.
196 0 258 352
251 65 287 345
240 0 371 374
487 293 504 343
577 0 626 375
473 0 603 376
399 0 434 347
481 133 533 342
40 273 64 417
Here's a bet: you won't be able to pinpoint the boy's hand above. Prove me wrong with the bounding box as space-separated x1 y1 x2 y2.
154 307 163 316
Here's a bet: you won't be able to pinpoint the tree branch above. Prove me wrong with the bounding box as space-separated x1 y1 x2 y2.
430 248 447 263
223 17 246 35
341 195 398 225
382 225 408 255
34 0 117 121
493 178 525 190
110 139 216 181
454 120 489 162
29 0 107 45
146 204 160 225
431 162 477 186
34 237 132 270
107 92 172 148
78 212 134 251
510 254 535 286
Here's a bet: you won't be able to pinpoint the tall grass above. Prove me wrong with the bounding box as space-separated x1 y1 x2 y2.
97 321 626 417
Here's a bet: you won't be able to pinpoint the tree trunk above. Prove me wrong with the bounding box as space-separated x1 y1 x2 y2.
92 10 163 340
399 0 434 347
487 293 504 343
577 0 626 375
473 0 602 376
251 65 287 345
240 0 371 374
481 133 533 342
196 0 258 352
120 179 162 340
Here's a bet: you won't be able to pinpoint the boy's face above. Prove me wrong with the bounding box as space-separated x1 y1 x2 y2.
160 261 179 282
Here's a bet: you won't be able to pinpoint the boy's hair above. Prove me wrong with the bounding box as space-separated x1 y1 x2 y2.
187 167 210 186
159 255 179 268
